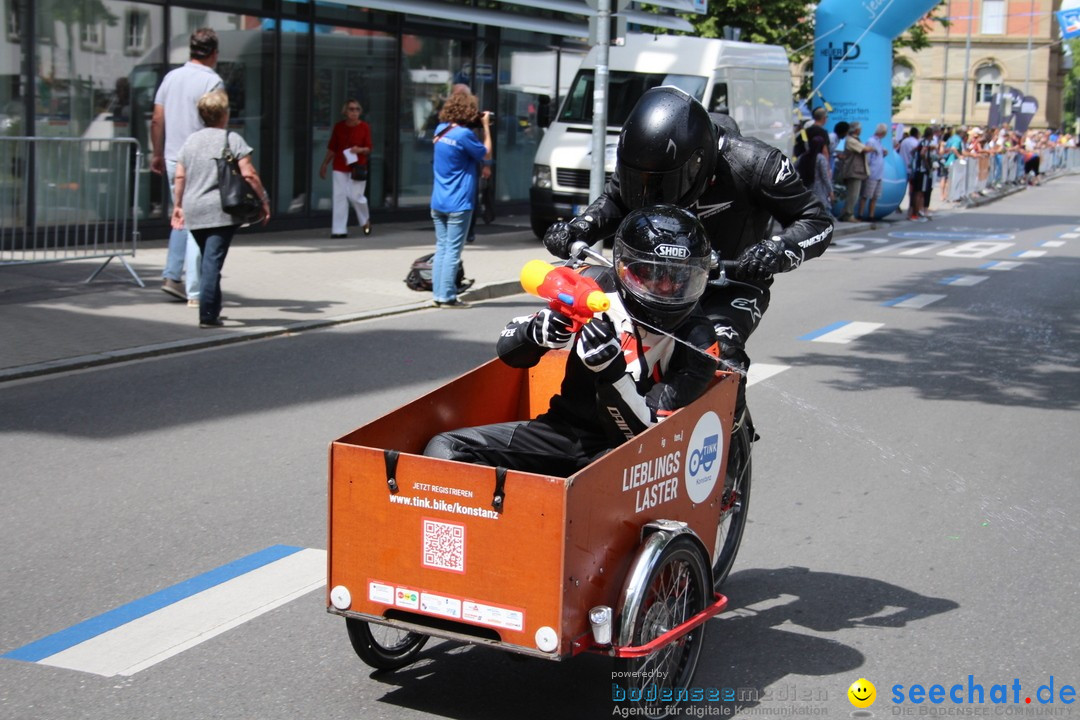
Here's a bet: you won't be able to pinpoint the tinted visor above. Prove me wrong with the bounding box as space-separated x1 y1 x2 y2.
617 149 706 210
615 244 709 308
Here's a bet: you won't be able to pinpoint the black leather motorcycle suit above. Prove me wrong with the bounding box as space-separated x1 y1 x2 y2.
563 126 834 377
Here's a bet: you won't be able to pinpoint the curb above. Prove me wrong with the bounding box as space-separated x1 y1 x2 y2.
0 281 528 383
5 182 1057 384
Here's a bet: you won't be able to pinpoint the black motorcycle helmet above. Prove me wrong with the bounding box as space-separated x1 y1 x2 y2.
615 86 718 210
613 205 711 333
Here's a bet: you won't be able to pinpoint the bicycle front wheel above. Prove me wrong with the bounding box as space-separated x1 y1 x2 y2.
614 535 711 719
345 618 428 671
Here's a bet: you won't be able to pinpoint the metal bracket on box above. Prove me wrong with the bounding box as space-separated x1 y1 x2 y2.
384 449 400 493
492 466 507 513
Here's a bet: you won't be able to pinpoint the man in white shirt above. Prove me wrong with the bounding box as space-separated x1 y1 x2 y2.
858 123 889 220
151 28 224 304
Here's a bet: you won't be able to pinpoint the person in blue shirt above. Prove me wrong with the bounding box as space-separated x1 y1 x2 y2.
429 92 492 308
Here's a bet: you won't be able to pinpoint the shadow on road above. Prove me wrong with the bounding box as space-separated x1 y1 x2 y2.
358 566 958 719
780 257 1080 411
0 298 539 439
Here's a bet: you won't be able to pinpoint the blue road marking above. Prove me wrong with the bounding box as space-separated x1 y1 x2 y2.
1 545 302 662
882 294 916 307
799 321 850 341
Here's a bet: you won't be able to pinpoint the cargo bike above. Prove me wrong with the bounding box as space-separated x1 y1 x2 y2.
326 261 753 719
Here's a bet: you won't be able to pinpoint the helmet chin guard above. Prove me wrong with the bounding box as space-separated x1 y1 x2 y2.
612 205 711 333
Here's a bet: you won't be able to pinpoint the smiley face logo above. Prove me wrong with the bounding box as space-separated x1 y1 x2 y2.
848 678 876 708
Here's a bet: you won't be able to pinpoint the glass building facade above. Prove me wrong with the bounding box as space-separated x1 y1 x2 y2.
1 0 591 234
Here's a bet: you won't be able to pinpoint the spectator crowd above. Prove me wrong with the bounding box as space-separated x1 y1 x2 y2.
792 107 1077 223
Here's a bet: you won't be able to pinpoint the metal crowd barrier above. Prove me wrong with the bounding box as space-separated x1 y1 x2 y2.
0 137 143 286
945 146 1080 204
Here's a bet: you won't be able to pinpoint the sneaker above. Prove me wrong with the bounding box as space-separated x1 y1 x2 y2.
188 299 200 308
330 233 347 239
162 278 186 300
434 299 470 309
362 223 372 236
199 318 225 328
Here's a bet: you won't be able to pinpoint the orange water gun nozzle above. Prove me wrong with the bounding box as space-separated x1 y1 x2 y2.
520 259 610 332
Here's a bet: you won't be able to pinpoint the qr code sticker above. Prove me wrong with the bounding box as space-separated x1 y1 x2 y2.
422 519 465 573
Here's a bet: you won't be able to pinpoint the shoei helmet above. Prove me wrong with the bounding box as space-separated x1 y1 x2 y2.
613 205 711 332
616 86 718 210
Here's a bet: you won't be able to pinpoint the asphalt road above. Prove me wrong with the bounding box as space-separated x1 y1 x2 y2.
1 178 1078 720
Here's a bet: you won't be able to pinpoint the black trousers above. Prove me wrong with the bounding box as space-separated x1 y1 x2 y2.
424 414 609 478
700 281 770 374
699 280 770 417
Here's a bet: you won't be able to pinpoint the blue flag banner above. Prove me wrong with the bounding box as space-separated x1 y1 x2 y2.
1058 8 1080 39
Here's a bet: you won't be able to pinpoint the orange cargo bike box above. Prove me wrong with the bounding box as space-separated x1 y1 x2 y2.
327 350 739 661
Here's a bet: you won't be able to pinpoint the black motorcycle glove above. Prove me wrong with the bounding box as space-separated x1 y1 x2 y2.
576 319 626 383
527 308 575 349
736 237 802 280
543 217 593 259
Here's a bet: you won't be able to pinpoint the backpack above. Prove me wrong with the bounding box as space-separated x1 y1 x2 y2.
404 253 466 292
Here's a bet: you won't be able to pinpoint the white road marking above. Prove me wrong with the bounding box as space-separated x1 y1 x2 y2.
746 363 790 387
885 294 946 309
981 261 1023 271
940 275 988 286
800 322 884 344
35 548 326 677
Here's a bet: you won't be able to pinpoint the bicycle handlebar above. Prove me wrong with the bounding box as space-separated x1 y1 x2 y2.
568 240 613 268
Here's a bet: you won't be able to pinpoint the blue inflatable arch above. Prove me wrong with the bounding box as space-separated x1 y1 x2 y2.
813 0 941 218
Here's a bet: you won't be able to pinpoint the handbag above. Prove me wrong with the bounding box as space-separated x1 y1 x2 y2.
216 131 264 225
404 252 467 292
349 163 368 182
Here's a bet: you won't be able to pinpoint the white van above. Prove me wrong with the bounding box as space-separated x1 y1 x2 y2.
529 33 794 237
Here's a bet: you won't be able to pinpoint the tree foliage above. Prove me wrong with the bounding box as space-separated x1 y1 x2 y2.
637 0 950 106
1063 39 1080 131
894 0 950 56
674 0 816 62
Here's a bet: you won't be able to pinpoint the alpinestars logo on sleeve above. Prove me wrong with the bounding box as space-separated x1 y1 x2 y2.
731 297 763 321
774 157 795 184
713 324 739 341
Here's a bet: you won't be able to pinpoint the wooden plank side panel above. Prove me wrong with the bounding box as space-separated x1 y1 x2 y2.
524 350 569 418
561 373 740 641
335 358 527 454
329 444 569 652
